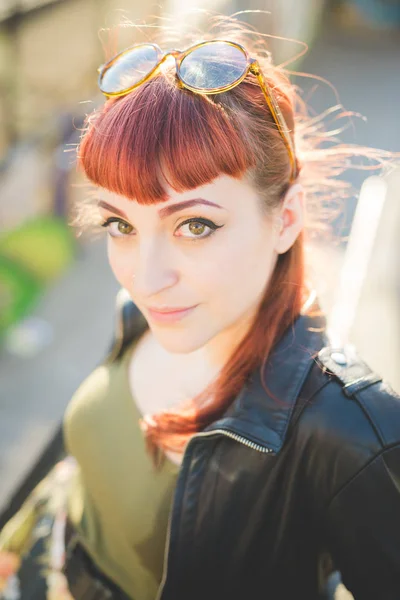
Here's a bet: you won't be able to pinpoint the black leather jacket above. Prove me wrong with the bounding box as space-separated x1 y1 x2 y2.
110 292 400 600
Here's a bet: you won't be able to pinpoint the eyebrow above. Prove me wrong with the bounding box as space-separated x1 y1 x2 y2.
97 198 225 220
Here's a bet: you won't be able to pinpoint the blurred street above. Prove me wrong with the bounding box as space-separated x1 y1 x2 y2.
1 5 400 535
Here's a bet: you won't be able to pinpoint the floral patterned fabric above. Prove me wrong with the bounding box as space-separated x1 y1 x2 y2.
0 457 77 600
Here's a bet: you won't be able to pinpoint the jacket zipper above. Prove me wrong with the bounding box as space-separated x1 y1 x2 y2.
155 428 274 600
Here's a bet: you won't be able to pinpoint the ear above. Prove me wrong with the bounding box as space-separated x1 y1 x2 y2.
274 183 305 255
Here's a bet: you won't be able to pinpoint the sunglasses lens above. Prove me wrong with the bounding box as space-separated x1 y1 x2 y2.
179 42 247 90
100 45 159 94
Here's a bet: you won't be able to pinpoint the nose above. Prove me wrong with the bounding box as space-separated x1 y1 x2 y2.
133 239 179 298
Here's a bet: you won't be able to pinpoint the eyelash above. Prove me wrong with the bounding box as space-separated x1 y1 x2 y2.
100 217 223 241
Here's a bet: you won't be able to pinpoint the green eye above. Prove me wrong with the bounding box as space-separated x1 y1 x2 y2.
101 218 134 238
116 222 133 235
177 218 223 240
188 222 206 235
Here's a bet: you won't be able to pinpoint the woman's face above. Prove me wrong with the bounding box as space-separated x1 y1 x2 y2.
97 174 302 362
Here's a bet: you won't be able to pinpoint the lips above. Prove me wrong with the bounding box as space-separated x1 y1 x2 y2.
148 305 194 314
147 304 198 323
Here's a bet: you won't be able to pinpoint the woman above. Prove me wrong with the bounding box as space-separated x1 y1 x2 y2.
1 15 400 600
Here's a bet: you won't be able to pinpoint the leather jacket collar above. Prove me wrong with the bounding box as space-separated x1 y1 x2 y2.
204 308 328 453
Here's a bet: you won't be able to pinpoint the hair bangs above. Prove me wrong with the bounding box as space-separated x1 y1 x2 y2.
78 75 256 204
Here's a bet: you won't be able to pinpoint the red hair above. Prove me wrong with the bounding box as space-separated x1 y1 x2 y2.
75 15 394 465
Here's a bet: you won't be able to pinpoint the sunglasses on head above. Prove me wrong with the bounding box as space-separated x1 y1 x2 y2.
97 39 296 182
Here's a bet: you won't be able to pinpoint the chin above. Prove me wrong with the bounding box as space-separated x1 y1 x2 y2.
152 327 210 355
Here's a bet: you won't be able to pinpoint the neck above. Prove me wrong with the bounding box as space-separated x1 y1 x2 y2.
205 312 255 368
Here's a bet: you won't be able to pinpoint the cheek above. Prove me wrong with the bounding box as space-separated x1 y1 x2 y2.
107 241 133 288
197 231 277 313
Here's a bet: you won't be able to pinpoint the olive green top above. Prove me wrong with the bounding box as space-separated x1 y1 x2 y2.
63 339 180 599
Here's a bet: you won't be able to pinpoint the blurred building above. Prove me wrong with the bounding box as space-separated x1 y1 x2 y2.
0 0 164 155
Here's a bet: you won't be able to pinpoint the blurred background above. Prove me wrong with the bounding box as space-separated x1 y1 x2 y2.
0 0 399 545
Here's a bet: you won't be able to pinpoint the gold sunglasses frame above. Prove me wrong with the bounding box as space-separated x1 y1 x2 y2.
97 39 296 182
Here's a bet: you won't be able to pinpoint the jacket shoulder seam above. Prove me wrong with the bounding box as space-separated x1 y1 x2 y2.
317 345 382 395
317 346 389 445
325 441 400 512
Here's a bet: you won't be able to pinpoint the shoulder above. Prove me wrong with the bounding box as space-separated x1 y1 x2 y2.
294 343 400 501
63 363 113 449
63 289 147 452
306 344 400 447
